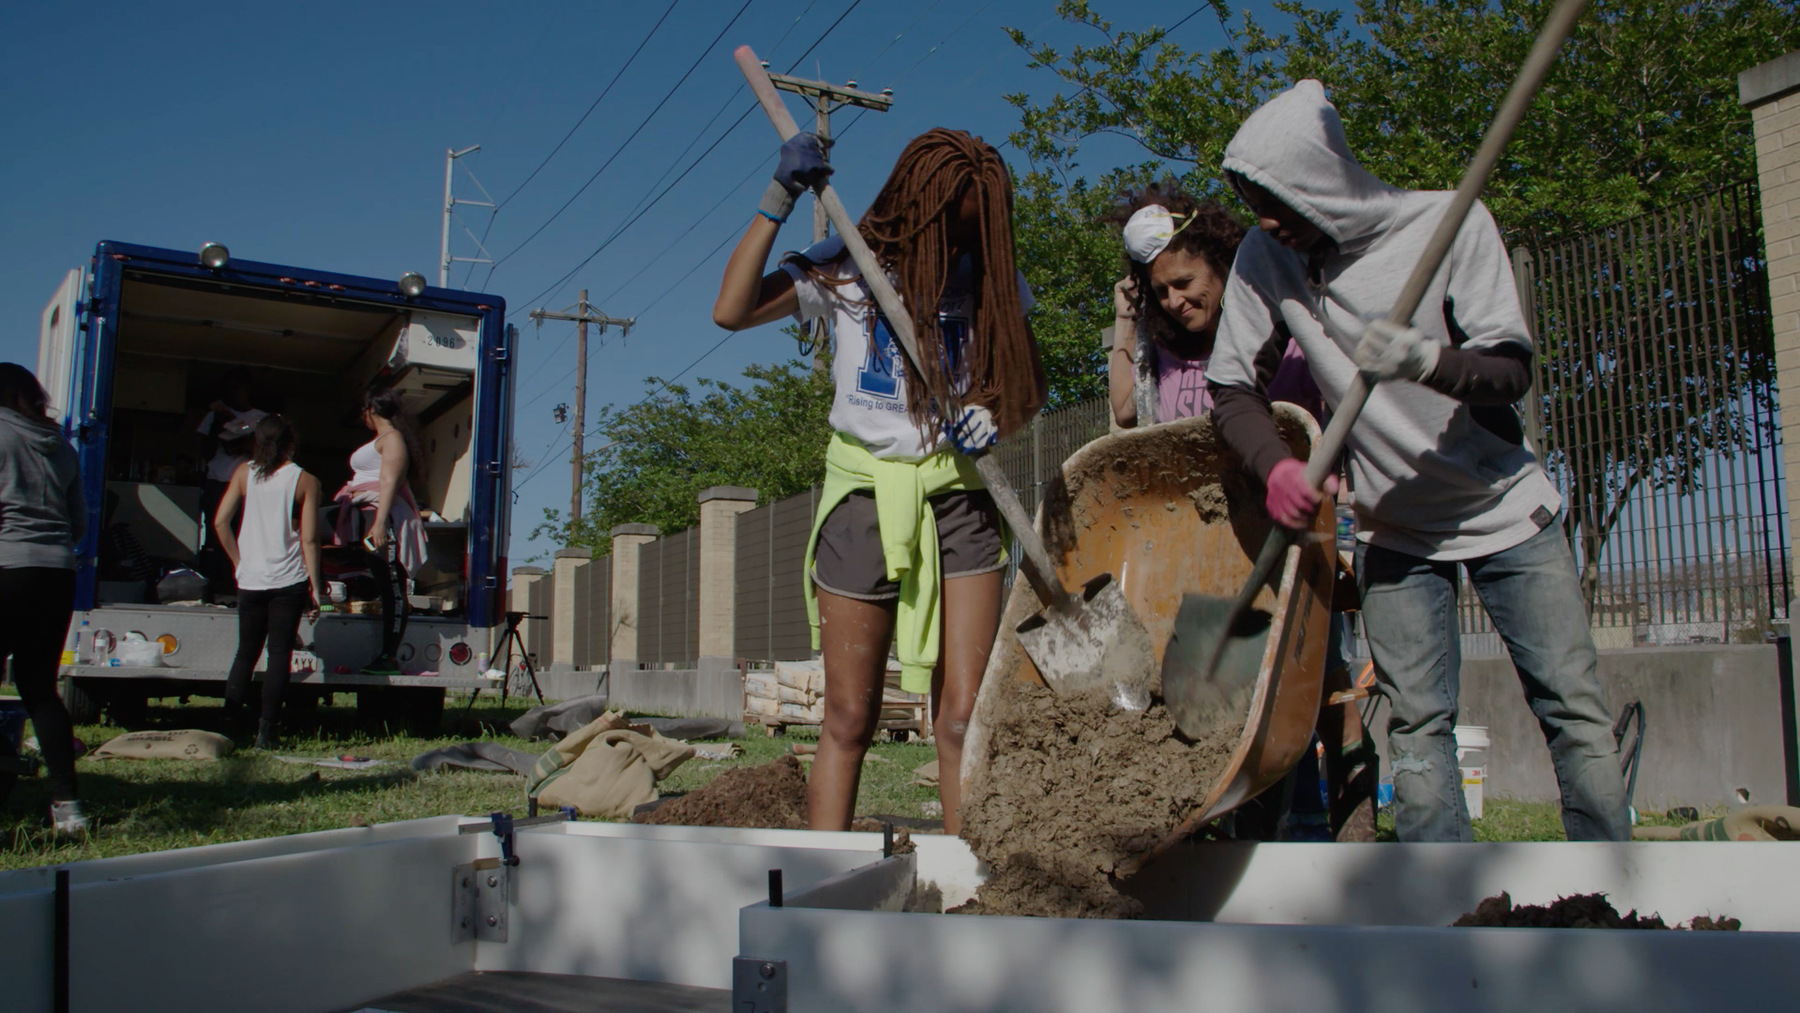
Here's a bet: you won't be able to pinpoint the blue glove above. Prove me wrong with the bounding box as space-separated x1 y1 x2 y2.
759 133 832 223
944 405 999 455
775 132 832 194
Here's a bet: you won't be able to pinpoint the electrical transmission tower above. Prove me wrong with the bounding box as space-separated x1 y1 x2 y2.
766 67 893 366
440 145 496 287
528 291 634 527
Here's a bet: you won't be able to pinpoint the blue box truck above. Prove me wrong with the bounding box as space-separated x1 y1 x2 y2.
37 241 518 729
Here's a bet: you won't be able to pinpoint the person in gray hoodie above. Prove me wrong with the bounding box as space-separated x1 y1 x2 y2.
1205 81 1629 842
0 363 89 835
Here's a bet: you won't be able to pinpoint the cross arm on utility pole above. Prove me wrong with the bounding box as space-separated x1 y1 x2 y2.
528 292 635 530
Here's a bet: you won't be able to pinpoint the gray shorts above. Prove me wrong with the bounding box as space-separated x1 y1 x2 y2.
811 490 1004 601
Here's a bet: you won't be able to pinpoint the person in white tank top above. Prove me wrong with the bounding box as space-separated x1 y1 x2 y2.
214 415 324 749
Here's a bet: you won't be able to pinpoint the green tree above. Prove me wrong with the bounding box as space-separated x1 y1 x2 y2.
533 357 833 555
1006 0 1799 611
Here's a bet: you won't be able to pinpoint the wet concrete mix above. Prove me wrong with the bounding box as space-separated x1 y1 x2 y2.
1455 892 1740 930
955 681 1238 918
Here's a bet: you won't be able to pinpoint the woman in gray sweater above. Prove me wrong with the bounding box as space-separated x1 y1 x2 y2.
0 363 88 835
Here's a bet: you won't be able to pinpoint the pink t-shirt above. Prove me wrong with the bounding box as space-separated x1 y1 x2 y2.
1155 337 1323 424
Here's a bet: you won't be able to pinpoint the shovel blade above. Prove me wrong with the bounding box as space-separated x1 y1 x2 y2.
1016 573 1156 695
1161 593 1272 740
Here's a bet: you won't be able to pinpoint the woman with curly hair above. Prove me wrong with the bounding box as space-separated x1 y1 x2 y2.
1106 181 1320 428
713 128 1043 833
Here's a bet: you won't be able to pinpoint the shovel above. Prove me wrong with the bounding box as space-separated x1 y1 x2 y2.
735 46 1156 696
1161 0 1592 740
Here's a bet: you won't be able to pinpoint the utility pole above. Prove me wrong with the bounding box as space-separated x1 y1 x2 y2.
528 291 634 528
440 145 495 287
766 68 893 367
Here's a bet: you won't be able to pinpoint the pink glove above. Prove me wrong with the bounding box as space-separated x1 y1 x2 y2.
1264 458 1338 529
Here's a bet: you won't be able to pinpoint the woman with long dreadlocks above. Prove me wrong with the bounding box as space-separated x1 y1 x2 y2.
714 128 1045 833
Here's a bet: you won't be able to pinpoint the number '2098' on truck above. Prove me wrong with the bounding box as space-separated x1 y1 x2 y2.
38 241 517 726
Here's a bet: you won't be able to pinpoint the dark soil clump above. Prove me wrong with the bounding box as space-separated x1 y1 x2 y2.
957 682 1238 918
636 754 809 829
632 754 916 840
1454 892 1740 930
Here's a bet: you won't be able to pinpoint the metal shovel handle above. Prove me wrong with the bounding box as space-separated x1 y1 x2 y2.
734 45 1070 609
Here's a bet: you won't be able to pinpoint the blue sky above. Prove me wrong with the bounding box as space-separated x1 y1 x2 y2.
0 0 1340 565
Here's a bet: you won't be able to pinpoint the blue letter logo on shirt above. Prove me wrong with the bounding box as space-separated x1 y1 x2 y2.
857 313 903 399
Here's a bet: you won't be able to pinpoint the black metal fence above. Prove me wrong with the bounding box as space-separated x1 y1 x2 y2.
1480 179 1787 648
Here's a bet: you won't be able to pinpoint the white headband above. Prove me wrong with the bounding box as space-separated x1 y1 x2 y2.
1123 204 1193 264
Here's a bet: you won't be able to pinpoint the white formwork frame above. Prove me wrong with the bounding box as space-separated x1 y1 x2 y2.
1 821 1795 1012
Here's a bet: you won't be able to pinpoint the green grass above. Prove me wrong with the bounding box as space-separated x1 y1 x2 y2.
1373 797 1717 842
5 695 1699 870
0 696 945 871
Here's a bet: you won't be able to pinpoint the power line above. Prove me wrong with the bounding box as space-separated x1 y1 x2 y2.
489 0 758 272
501 1 681 213
847 0 949 82
508 0 869 319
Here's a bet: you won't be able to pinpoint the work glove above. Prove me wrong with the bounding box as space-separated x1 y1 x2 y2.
1354 319 1441 382
759 132 832 223
1264 457 1339 530
944 405 999 456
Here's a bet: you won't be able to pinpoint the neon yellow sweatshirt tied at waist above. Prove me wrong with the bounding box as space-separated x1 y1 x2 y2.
805 432 1003 695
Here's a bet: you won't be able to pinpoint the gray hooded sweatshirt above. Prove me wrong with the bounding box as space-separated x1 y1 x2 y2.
0 408 85 569
1207 80 1561 561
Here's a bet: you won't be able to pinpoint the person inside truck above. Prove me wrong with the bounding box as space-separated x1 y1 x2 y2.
332 388 427 676
195 367 267 595
0 363 90 835
213 414 325 749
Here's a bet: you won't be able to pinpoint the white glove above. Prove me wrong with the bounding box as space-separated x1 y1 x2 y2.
944 405 999 455
1355 319 1441 382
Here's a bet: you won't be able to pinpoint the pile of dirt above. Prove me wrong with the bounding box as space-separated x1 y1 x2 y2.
632 754 913 841
955 682 1238 918
1454 892 1740 930
635 754 809 829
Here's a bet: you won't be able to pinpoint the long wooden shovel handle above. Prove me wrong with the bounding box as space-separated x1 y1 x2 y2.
734 45 1069 608
1301 0 1590 489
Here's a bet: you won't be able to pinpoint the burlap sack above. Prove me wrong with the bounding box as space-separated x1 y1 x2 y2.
527 715 694 819
93 729 234 761
1632 805 1800 841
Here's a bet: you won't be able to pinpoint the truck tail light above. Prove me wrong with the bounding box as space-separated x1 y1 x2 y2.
157 634 179 657
448 643 472 666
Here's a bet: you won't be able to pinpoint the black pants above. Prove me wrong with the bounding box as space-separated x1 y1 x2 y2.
226 580 310 725
0 567 78 799
355 509 409 662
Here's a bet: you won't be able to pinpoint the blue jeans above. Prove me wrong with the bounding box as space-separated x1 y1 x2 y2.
1355 524 1630 842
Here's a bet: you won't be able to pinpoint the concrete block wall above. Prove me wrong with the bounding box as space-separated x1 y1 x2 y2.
1365 643 1798 812
1742 51 1800 601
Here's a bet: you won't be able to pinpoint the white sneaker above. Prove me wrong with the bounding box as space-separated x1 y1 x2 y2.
50 800 89 836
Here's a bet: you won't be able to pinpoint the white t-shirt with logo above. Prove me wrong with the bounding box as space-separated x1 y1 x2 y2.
780 236 1035 462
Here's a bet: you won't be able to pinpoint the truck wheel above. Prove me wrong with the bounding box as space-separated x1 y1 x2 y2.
356 688 400 734
401 688 445 737
61 678 100 725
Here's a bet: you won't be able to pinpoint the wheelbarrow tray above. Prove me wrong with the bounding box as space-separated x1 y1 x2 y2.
961 406 1337 861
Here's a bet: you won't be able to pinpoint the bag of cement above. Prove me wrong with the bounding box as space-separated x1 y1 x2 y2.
775 659 825 694
744 671 777 699
777 702 818 722
527 716 695 819
93 729 233 761
1633 805 1800 842
508 693 613 741
777 685 815 706
913 759 939 787
745 695 780 717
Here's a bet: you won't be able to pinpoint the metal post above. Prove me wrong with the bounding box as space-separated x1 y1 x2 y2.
573 290 588 526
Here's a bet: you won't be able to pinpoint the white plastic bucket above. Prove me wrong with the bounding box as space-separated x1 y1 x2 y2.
1454 725 1489 820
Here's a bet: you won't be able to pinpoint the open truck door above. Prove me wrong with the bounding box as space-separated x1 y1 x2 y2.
37 268 84 431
